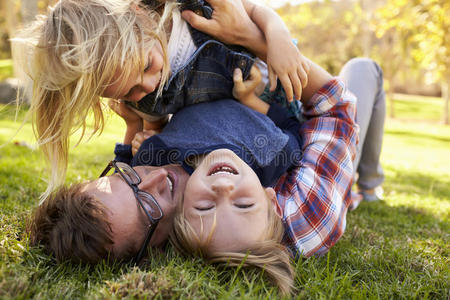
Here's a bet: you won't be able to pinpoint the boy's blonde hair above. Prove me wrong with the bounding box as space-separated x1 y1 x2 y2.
170 196 295 295
12 0 175 201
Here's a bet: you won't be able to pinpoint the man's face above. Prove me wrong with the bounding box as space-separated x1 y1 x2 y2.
82 164 188 257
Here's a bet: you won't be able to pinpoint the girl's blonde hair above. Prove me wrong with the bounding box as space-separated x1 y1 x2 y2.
12 0 175 201
170 196 295 295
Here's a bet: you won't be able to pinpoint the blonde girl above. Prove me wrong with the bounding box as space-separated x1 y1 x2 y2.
13 0 308 200
14 0 173 200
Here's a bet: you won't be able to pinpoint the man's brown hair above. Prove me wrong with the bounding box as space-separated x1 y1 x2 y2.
29 183 114 263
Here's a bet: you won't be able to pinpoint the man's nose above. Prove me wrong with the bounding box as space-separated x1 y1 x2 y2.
211 177 234 195
138 168 168 194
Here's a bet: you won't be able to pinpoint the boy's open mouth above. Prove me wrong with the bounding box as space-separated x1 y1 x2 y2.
207 164 239 176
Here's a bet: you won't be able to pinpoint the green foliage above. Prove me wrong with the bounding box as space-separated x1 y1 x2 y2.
278 1 367 75
0 98 449 298
375 0 450 83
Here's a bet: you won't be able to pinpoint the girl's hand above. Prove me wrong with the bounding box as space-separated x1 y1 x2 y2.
132 130 158 156
108 99 142 125
266 33 310 102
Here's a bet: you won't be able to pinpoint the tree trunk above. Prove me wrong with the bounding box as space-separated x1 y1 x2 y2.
442 77 449 125
5 0 19 78
20 0 38 25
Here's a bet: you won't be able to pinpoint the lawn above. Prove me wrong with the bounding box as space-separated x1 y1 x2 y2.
0 95 449 298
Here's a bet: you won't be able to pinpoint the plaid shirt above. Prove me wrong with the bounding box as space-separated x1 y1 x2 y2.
274 78 358 257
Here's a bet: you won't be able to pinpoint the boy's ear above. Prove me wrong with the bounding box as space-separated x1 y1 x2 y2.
265 187 282 218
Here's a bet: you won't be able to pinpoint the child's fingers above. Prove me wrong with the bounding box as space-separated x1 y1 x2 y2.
131 130 156 155
233 68 244 86
302 59 311 75
289 72 302 101
232 68 245 98
131 133 143 156
268 67 277 92
142 130 155 140
298 66 308 89
247 65 262 90
279 74 293 102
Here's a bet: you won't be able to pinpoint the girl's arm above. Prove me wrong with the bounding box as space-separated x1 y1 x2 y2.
243 0 310 102
108 100 143 144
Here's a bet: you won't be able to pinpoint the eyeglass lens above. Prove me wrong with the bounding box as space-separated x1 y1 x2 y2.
116 162 140 184
136 191 163 219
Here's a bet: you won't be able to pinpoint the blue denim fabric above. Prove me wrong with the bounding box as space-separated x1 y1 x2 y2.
125 0 255 116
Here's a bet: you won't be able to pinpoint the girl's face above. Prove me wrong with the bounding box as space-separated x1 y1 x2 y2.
183 149 281 252
103 42 164 102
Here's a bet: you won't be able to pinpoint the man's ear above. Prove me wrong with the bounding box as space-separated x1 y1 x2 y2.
265 187 282 218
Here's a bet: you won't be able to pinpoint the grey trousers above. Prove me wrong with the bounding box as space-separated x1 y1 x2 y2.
338 58 385 190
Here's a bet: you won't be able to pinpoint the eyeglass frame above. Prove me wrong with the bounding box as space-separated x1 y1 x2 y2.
99 160 163 265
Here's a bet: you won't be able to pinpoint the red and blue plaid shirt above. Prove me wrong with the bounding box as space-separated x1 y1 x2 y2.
274 78 358 257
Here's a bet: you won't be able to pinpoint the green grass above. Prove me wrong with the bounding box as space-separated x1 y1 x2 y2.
0 59 13 81
1 96 449 298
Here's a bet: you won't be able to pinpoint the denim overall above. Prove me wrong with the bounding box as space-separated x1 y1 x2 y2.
126 0 255 116
131 0 303 119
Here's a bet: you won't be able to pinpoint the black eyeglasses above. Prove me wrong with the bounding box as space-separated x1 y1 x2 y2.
100 160 163 265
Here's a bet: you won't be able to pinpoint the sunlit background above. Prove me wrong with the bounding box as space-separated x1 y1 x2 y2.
1 0 448 122
0 1 448 298
0 0 448 122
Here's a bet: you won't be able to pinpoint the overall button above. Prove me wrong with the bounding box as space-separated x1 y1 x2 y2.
238 60 247 69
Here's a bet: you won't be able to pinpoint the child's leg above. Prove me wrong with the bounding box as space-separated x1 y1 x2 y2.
338 58 385 192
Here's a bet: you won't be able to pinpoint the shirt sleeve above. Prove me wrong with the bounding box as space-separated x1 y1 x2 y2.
113 143 133 165
273 78 358 257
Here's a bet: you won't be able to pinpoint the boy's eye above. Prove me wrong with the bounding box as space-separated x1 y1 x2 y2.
235 203 254 209
195 206 213 211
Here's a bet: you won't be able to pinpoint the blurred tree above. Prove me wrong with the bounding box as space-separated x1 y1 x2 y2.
278 0 366 75
376 0 450 124
0 0 12 59
21 0 38 25
2 0 46 77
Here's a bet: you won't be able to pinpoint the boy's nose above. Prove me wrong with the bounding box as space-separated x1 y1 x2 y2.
211 177 234 195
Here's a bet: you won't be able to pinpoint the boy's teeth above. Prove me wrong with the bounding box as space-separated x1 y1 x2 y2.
166 176 173 192
211 166 237 175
